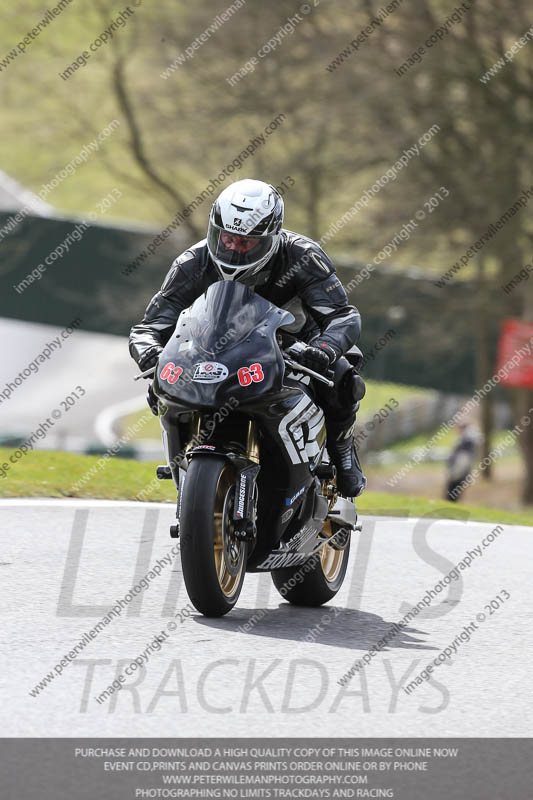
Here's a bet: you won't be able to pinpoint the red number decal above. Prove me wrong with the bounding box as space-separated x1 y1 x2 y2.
249 363 264 382
238 367 252 386
238 363 264 386
161 362 183 384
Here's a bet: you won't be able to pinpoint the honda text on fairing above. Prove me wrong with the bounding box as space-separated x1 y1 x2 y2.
137 280 362 617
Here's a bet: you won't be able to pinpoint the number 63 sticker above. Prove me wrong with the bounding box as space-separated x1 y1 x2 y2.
160 362 183 384
237 363 264 386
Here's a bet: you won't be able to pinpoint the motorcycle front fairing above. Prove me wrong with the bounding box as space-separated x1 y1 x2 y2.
153 281 294 412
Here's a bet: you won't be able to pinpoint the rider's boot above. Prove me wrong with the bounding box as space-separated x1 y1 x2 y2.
326 416 367 498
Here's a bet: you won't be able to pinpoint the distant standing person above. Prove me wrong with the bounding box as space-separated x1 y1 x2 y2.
445 422 478 502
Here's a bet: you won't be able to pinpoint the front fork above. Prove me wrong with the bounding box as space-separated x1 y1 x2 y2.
168 416 261 541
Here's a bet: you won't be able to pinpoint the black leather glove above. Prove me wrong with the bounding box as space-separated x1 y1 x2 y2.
138 347 162 376
286 341 337 376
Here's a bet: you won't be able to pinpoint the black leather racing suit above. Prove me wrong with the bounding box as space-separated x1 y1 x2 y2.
129 230 364 487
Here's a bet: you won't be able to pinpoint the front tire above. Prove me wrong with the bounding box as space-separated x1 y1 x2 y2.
271 522 350 606
180 457 247 617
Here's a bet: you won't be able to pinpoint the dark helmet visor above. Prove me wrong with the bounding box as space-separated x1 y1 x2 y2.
207 221 274 268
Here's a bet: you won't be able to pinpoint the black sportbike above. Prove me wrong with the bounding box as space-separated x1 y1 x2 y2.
137 281 362 617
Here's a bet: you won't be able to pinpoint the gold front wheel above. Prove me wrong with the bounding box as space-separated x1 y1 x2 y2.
180 457 247 616
213 469 246 598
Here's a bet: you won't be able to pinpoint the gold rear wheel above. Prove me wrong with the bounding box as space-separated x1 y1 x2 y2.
271 521 351 606
319 541 345 582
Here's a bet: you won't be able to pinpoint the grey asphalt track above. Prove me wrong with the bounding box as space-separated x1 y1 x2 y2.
1 499 531 737
0 318 145 445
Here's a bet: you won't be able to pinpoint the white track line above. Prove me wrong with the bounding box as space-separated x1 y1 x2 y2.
93 394 149 446
0 499 529 529
0 498 172 509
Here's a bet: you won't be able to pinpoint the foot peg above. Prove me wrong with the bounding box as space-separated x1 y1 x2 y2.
157 465 172 480
169 524 179 538
316 463 336 480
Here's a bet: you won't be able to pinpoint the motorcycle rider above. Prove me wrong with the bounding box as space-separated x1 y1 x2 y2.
129 178 366 497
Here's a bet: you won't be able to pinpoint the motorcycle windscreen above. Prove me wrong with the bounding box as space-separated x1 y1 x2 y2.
188 280 284 354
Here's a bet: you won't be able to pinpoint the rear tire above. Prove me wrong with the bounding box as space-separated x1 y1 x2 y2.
271 522 350 606
180 457 247 617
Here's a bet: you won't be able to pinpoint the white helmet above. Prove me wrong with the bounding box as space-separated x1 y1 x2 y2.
207 178 284 281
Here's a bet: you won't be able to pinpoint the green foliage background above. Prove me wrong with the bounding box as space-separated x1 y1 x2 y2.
2 0 531 281
2 0 533 497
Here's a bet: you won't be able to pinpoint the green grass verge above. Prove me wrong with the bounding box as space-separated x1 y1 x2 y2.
386 427 519 460
119 380 430 440
355 491 532 526
0 448 173 502
1 448 531 526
